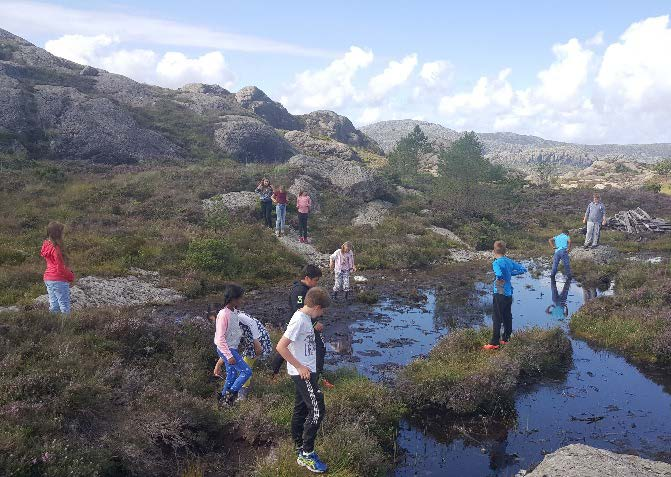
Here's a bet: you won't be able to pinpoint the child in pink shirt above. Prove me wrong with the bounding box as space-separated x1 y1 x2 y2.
329 241 355 300
297 191 312 243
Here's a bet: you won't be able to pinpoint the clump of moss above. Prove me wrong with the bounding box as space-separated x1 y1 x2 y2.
397 327 572 415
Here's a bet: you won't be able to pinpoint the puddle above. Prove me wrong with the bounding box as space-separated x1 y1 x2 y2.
324 268 671 476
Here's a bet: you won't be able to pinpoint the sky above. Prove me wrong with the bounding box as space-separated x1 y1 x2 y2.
2 0 671 144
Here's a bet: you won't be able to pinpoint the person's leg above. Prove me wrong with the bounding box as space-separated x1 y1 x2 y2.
342 271 351 292
562 250 572 277
266 202 273 228
502 296 513 342
280 205 287 233
551 250 560 276
220 352 238 396
45 281 60 313
304 213 309 239
584 222 594 246
592 223 601 246
298 213 306 238
229 349 252 393
241 356 256 389
54 281 71 314
333 271 343 292
490 295 503 345
294 373 325 454
291 377 309 452
275 205 281 232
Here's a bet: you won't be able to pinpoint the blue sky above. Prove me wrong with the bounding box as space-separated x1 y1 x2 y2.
3 1 671 144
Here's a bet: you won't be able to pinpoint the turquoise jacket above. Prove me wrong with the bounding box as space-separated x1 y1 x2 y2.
492 256 527 296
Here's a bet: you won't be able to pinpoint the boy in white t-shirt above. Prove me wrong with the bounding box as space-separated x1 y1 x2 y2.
276 287 331 474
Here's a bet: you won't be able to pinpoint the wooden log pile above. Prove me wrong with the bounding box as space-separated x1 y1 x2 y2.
606 207 671 234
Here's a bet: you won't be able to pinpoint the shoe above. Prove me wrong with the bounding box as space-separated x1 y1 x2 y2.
299 237 305 243
297 451 328 473
218 391 237 406
500 340 509 345
482 344 500 350
305 237 310 244
322 378 335 389
275 230 280 237
583 245 590 249
591 245 599 249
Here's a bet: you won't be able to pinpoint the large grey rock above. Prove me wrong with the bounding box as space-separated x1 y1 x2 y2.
277 226 330 266
288 175 322 213
520 444 671 477
351 200 392 227
202 191 259 213
299 110 382 153
284 130 360 161
214 115 295 163
235 86 299 130
428 226 468 246
287 154 386 201
33 85 182 163
175 83 248 115
79 66 98 76
569 244 620 264
34 269 185 309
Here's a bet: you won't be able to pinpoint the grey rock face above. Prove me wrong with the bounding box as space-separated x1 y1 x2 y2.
362 119 460 154
520 444 671 477
351 200 393 227
79 65 98 76
202 191 259 213
569 244 620 264
34 270 185 309
284 130 360 161
235 86 299 130
299 110 383 153
287 154 385 202
33 85 181 163
180 83 230 95
288 175 322 212
214 115 295 163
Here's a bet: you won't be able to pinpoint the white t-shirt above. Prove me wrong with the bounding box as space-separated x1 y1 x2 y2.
283 310 317 375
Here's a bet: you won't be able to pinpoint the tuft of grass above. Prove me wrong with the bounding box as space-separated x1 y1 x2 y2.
397 327 572 415
356 290 380 304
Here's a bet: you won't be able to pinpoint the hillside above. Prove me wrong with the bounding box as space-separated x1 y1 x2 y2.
0 28 381 165
362 119 671 170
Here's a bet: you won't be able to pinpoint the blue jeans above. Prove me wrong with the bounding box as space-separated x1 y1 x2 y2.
551 249 572 277
276 204 286 232
44 280 71 314
216 348 252 395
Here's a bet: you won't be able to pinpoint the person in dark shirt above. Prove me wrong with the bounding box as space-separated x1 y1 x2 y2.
272 264 333 388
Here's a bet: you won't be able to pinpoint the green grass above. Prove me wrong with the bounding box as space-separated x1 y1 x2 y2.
398 327 572 414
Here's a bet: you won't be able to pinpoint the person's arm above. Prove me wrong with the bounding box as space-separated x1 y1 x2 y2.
330 251 337 271
548 237 555 248
215 310 234 363
238 313 263 355
567 237 572 251
276 336 310 380
601 204 607 226
351 252 356 272
583 204 589 224
55 248 75 282
511 261 527 276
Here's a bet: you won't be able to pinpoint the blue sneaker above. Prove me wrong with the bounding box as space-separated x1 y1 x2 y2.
297 451 328 473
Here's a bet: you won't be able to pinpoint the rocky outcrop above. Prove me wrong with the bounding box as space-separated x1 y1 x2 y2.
363 119 671 171
235 86 299 130
34 269 184 309
287 154 386 202
214 116 295 163
202 191 259 214
288 175 323 213
569 244 620 264
428 226 468 247
299 110 382 153
79 66 98 76
518 444 671 477
351 200 393 227
559 159 661 190
284 130 360 161
277 226 330 266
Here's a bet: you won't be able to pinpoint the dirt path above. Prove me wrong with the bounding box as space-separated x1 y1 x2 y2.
276 225 330 267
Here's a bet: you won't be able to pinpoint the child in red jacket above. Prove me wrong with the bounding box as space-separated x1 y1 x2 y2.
41 221 75 314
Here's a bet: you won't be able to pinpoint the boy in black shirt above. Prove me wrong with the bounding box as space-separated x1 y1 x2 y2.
272 264 332 387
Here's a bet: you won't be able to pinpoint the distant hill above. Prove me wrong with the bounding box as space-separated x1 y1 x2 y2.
0 28 381 165
362 120 671 170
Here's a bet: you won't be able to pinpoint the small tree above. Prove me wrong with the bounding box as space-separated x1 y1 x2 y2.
386 125 432 183
437 132 493 194
533 155 558 186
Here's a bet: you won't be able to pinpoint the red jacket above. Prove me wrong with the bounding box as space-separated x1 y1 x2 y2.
41 240 75 282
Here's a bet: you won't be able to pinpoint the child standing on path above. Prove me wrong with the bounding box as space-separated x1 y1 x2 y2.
273 185 288 237
41 221 75 314
276 287 331 474
549 229 572 279
271 265 334 388
330 241 355 300
213 284 262 405
255 178 274 228
297 190 312 243
483 241 527 350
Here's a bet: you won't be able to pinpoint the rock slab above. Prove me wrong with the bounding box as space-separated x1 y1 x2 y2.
520 444 671 477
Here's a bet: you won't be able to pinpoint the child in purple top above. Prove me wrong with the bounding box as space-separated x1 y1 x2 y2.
330 241 355 300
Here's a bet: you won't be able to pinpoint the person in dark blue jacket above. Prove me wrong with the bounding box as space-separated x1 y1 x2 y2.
484 240 527 350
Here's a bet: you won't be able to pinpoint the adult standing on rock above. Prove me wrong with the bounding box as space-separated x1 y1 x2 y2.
255 178 274 228
40 221 75 314
583 192 606 249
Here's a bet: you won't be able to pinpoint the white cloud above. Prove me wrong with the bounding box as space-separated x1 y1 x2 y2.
357 107 381 125
44 34 235 89
366 54 417 100
586 31 604 47
3 1 331 57
439 68 514 116
419 60 453 87
535 38 593 106
282 46 373 111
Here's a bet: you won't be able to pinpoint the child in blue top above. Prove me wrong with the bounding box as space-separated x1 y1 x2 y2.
484 240 527 350
548 230 572 279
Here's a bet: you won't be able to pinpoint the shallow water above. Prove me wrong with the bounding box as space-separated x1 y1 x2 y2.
325 269 671 476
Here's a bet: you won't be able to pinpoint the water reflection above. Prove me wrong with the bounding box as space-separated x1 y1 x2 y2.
546 277 571 318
